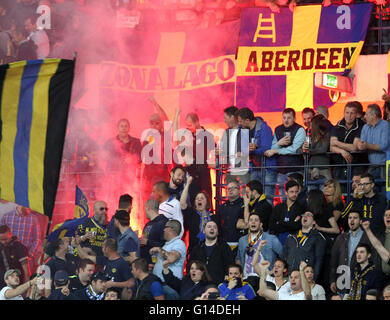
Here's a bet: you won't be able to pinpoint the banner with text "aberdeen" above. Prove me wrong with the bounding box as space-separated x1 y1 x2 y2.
236 4 373 112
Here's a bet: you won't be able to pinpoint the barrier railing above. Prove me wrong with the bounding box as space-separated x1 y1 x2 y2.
214 150 387 210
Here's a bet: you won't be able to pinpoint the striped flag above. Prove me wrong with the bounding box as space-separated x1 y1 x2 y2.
0 59 75 219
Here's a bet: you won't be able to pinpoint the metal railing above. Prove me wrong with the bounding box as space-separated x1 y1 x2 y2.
214 150 387 210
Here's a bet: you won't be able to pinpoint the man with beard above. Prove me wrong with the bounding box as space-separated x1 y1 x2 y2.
235 213 282 292
257 260 312 300
113 210 139 264
329 210 372 296
168 165 198 205
77 200 108 256
345 244 383 300
282 211 326 281
269 180 304 245
0 269 40 300
189 220 234 284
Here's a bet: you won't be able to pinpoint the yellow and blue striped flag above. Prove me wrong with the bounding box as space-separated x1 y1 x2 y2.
47 185 89 241
0 59 74 218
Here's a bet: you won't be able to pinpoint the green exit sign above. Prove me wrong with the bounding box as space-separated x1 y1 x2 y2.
323 74 338 88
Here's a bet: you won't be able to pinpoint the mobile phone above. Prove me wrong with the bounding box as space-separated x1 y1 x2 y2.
208 292 220 300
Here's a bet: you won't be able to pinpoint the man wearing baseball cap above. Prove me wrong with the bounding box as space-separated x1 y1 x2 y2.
74 272 109 300
0 269 39 300
48 270 77 300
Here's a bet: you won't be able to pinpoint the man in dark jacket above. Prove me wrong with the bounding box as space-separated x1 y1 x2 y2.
242 180 273 232
48 270 77 300
345 244 383 300
269 180 304 245
131 258 164 300
74 272 109 300
140 199 167 266
213 180 246 255
329 210 372 295
189 220 234 284
282 211 326 281
353 173 387 236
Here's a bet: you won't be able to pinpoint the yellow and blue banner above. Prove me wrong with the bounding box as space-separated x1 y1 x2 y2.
0 59 75 218
47 185 89 241
236 4 373 112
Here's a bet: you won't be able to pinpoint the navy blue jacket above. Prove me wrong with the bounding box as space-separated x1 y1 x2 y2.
163 269 210 300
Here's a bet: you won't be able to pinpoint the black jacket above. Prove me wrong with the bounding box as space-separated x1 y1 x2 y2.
189 239 234 285
133 274 163 300
248 195 273 232
269 201 303 235
163 269 210 300
354 194 387 236
213 198 245 242
348 262 384 300
329 230 372 284
282 229 326 281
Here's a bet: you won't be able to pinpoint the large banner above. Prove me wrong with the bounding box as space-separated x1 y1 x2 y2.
0 59 75 219
236 4 373 112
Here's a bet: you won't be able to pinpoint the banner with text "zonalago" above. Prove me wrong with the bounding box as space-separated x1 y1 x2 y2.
236 3 373 112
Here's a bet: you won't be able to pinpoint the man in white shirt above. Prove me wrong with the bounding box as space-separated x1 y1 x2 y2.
152 181 184 238
257 260 312 300
0 269 39 300
219 106 250 185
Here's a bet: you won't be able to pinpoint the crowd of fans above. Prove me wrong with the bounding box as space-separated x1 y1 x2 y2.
1 0 390 303
1 0 390 64
0 97 389 301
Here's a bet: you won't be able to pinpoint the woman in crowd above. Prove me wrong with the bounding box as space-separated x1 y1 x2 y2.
265 258 290 294
303 114 331 183
323 179 345 229
307 189 340 236
162 260 212 300
307 189 339 295
180 174 213 256
303 265 326 300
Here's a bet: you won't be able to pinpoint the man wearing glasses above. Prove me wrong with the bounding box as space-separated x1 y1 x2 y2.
214 181 246 257
150 220 186 300
354 173 387 237
76 200 108 256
